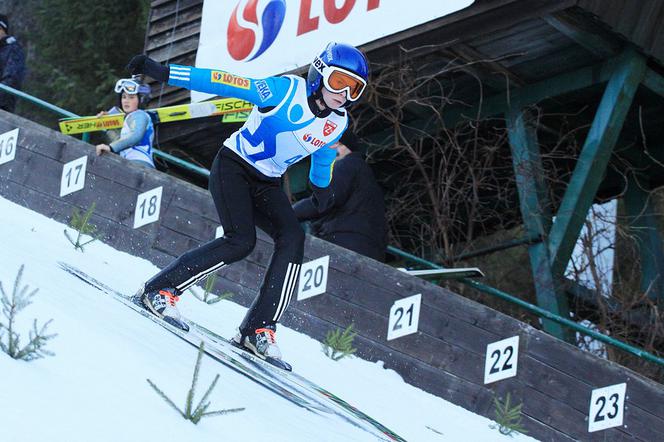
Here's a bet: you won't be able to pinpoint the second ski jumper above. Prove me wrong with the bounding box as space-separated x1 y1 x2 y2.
127 42 370 369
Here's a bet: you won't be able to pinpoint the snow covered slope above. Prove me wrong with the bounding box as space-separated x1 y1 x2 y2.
0 195 537 442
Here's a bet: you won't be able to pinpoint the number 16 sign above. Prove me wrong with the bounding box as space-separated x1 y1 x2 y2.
387 294 422 340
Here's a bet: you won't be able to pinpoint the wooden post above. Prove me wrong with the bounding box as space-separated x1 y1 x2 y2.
507 106 574 342
548 48 647 277
624 174 664 303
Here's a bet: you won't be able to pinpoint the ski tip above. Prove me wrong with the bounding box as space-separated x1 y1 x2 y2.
163 316 190 332
267 357 292 372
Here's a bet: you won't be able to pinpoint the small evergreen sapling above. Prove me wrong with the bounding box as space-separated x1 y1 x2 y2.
147 342 244 424
0 265 57 361
188 273 234 304
64 202 100 251
490 392 528 437
322 324 357 361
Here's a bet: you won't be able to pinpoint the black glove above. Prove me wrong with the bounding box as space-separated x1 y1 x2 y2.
311 184 335 214
126 55 170 82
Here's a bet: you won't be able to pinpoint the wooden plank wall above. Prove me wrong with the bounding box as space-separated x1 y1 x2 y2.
577 0 664 65
145 0 204 106
1 110 663 441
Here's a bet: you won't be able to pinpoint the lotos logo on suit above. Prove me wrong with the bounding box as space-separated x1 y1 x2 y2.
227 0 287 62
303 133 326 148
211 71 251 89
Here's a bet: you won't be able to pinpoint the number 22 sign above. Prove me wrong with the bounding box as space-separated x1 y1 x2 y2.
484 336 519 384
387 294 421 341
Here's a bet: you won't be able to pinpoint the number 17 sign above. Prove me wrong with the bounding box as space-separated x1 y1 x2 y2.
387 294 422 340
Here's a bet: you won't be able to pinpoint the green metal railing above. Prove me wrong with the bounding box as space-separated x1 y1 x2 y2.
4 82 661 367
0 82 211 177
0 83 90 142
387 245 664 367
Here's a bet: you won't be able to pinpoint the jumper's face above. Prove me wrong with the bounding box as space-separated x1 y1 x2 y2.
321 87 347 109
121 92 139 113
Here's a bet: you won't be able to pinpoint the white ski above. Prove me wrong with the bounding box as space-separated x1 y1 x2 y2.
58 262 404 442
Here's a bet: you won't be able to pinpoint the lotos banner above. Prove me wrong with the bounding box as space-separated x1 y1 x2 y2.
193 0 474 101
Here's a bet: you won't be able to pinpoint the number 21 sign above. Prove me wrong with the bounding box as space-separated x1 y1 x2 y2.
387 294 421 340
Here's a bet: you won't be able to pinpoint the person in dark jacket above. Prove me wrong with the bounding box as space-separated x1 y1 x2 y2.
0 14 25 112
293 130 388 262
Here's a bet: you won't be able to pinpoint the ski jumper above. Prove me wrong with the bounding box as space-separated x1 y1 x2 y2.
110 109 155 168
143 65 347 334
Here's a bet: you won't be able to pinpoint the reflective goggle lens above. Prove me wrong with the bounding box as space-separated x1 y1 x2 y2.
114 79 139 94
326 69 366 100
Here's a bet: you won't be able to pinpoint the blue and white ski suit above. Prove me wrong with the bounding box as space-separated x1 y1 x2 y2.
110 109 155 168
145 65 348 335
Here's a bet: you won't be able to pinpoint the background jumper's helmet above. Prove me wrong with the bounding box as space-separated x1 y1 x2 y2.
115 77 151 108
307 42 369 106
0 14 9 33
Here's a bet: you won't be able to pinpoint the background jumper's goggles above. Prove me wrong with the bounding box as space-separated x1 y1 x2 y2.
114 78 149 95
312 56 367 101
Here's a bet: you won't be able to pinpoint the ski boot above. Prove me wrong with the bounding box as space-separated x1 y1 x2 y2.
136 287 189 332
232 325 292 371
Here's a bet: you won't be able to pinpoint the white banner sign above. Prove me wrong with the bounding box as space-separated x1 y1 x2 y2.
194 0 474 100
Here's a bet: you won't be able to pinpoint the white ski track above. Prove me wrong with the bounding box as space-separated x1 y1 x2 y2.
58 262 404 442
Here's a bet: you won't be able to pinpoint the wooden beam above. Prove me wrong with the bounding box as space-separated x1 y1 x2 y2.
364 60 615 149
543 10 622 59
642 68 664 99
624 173 664 302
507 106 573 341
548 49 647 277
446 43 526 89
444 59 615 125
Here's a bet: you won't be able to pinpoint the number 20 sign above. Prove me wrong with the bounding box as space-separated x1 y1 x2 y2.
297 255 329 301
387 294 421 340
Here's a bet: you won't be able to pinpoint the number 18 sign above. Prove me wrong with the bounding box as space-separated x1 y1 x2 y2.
133 186 163 229
387 294 422 341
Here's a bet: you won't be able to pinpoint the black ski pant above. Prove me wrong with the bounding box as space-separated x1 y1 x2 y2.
144 148 304 335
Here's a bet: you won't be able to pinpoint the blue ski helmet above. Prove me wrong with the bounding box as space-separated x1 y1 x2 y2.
307 42 369 105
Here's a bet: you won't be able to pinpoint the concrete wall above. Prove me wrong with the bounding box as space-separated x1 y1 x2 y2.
1 111 662 441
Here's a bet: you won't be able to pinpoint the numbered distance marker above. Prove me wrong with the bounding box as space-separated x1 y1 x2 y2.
297 255 329 301
588 383 626 432
133 186 163 229
387 293 422 341
484 336 519 384
59 156 87 197
0 127 19 165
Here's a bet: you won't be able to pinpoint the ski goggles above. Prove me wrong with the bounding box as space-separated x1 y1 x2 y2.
114 78 143 95
312 56 367 102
